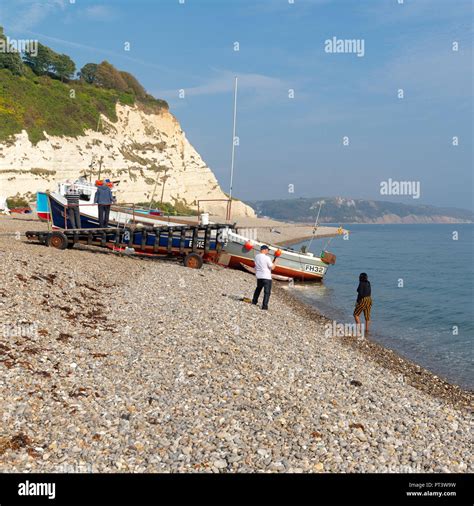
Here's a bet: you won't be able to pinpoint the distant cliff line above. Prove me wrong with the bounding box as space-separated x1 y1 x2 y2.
247 197 473 224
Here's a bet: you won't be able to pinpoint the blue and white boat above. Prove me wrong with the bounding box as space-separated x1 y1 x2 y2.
37 179 195 230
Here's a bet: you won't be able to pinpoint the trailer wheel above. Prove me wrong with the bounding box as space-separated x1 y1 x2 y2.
183 252 203 269
47 232 68 250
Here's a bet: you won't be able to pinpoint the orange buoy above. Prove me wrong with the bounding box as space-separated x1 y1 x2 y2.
244 241 253 251
275 249 282 257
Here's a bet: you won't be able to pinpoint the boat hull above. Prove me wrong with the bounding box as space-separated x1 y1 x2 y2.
46 193 219 250
44 192 194 230
240 263 292 282
220 231 329 281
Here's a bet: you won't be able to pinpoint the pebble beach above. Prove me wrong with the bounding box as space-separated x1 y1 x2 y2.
0 215 472 473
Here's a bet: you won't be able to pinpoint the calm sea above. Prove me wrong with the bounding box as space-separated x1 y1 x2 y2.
290 224 474 390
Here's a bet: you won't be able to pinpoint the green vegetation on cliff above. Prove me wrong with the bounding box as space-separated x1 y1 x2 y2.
0 26 168 144
0 68 136 143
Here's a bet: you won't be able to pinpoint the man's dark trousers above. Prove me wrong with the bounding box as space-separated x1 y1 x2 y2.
67 207 81 229
252 279 272 309
98 205 110 227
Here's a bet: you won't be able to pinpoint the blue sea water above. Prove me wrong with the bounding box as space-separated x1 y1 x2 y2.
290 224 474 390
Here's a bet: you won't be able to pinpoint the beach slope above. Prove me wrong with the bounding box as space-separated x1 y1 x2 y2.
0 215 471 473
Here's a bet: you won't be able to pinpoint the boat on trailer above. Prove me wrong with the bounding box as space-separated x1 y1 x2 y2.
27 192 229 269
35 185 338 281
37 179 196 229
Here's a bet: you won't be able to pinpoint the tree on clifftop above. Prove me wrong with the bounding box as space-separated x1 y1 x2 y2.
23 42 55 75
78 63 98 84
90 61 149 99
54 53 76 81
78 60 151 100
95 61 129 92
0 26 24 75
120 71 146 99
24 42 75 80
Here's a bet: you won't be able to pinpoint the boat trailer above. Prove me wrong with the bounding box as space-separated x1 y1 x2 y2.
25 224 232 269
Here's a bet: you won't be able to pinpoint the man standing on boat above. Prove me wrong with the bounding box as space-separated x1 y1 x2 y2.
65 183 81 229
252 245 277 310
94 180 114 228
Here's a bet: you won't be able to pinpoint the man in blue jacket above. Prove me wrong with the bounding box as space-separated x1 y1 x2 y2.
94 181 114 227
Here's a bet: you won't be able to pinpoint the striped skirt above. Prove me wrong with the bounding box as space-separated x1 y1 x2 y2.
354 296 372 320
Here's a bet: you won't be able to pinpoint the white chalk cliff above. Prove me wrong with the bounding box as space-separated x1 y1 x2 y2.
0 103 255 217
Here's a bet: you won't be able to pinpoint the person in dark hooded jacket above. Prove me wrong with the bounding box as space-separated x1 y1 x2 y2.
353 272 372 334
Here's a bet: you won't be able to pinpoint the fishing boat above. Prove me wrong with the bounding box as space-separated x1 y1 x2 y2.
37 179 196 229
29 190 228 268
218 229 336 282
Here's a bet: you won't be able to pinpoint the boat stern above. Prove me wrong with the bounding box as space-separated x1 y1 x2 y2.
36 192 51 222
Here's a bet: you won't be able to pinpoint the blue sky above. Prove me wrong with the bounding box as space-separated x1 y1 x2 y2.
0 0 472 209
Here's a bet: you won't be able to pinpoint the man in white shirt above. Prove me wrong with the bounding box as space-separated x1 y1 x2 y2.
252 245 276 310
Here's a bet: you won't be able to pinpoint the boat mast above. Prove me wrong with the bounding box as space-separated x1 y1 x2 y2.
227 77 238 221
307 201 323 251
